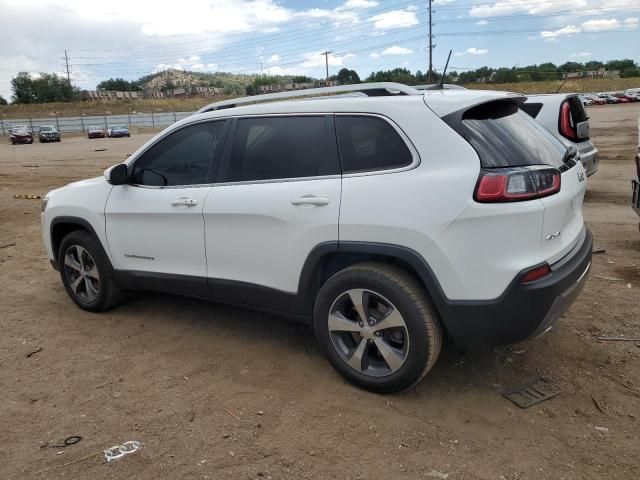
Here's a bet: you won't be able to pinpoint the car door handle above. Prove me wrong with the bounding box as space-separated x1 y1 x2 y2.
171 198 198 207
290 195 330 206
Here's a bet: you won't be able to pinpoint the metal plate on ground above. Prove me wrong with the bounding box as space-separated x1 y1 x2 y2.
502 378 561 408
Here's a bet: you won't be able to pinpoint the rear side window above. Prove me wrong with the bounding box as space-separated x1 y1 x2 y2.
222 116 339 182
450 100 566 168
520 102 543 118
335 116 413 173
566 95 588 124
131 121 225 186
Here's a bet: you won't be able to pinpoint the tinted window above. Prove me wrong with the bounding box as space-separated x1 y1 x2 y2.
222 116 339 182
566 95 588 124
132 121 225 186
453 100 566 168
335 116 413 173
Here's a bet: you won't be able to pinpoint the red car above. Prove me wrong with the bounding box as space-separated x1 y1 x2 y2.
613 92 637 102
87 126 106 139
585 95 606 105
10 126 33 144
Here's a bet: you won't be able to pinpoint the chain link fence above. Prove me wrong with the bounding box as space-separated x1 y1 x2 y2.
0 111 195 136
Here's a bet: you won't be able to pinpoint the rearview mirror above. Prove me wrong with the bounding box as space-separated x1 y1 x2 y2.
105 163 128 185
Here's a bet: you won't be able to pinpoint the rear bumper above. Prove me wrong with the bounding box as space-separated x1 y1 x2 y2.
441 228 592 347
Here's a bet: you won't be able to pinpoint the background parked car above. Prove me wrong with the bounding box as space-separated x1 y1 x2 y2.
612 92 637 102
87 126 106 139
585 94 606 105
597 93 621 104
106 125 131 138
38 125 61 143
626 88 640 101
522 93 598 176
9 126 33 144
579 95 593 106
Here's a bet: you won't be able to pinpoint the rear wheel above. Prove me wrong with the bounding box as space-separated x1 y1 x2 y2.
58 231 125 312
314 263 442 393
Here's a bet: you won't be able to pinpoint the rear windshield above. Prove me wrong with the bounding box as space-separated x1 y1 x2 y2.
565 95 588 127
450 100 566 168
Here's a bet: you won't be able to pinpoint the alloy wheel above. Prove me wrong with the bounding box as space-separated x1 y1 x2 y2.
328 289 409 377
63 245 100 302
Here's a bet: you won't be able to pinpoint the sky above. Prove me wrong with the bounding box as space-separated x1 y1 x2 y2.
0 0 639 99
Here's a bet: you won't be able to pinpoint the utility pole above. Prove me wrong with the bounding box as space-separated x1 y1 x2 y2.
428 0 435 83
64 50 71 87
321 50 332 86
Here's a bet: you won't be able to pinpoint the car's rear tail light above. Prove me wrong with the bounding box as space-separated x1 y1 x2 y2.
559 100 578 141
520 263 551 284
475 167 561 203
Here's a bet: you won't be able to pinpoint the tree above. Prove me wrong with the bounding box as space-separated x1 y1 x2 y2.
96 78 140 91
11 72 79 104
337 68 360 85
0 95 7 105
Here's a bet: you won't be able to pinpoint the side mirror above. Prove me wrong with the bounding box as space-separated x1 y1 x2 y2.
105 163 128 185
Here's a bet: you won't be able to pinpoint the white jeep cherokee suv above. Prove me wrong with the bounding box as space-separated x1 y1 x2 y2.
41 83 592 393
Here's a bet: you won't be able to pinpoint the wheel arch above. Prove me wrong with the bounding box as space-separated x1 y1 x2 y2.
296 242 449 323
50 216 102 267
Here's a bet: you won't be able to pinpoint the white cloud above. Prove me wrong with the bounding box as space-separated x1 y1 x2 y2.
433 0 455 4
267 54 280 63
341 0 378 8
369 9 419 30
299 51 356 68
381 45 413 55
454 47 489 56
570 51 592 57
470 0 586 18
540 16 638 39
369 52 380 58
476 20 489 25
262 26 280 33
191 63 204 69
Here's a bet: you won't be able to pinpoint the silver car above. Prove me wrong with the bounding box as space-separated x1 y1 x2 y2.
521 93 598 176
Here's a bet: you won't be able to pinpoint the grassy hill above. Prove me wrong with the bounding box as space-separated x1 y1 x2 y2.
1 77 638 119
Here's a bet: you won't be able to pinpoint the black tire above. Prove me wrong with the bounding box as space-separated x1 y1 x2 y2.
313 262 442 393
58 230 125 312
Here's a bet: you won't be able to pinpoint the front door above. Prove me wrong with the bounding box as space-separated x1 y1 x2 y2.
105 120 228 295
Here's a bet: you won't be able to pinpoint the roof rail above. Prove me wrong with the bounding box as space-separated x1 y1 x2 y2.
197 82 421 113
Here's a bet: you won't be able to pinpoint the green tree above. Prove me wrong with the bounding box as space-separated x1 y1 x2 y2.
0 94 8 105
337 68 361 85
96 77 140 90
11 72 79 103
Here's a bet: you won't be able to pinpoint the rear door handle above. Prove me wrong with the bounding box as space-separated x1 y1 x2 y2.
290 195 330 206
171 198 198 207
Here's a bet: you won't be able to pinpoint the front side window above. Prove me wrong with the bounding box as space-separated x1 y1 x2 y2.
131 121 225 186
335 116 413 173
221 116 339 182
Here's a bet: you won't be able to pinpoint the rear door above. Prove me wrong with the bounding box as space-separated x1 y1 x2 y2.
202 115 341 311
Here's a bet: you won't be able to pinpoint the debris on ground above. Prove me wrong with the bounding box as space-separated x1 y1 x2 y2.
592 249 606 255
595 275 623 282
104 440 142 462
595 336 640 342
22 164 38 168
595 426 609 433
93 149 107 152
13 194 41 199
26 347 43 358
591 395 605 414
502 378 561 408
0 242 16 249
224 408 241 420
426 469 450 479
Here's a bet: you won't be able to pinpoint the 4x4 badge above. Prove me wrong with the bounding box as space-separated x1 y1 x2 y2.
577 171 585 182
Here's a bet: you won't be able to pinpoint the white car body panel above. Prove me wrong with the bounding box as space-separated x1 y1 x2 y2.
203 178 341 292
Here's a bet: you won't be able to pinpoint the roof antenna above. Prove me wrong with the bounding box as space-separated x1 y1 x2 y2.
436 50 453 90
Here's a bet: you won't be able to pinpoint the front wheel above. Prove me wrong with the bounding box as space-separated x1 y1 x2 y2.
58 230 125 312
314 263 442 393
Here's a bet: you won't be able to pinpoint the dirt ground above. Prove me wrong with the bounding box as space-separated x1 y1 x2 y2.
1 104 639 480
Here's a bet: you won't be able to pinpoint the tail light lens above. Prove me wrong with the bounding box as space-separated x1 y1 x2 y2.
559 100 578 141
520 263 551 284
475 167 561 203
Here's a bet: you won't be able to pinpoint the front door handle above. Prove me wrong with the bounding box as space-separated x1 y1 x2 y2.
171 198 198 207
290 195 330 206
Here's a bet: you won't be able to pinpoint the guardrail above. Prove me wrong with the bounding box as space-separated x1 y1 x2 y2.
0 111 195 135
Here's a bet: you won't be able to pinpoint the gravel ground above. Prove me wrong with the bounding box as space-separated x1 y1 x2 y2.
1 103 639 480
